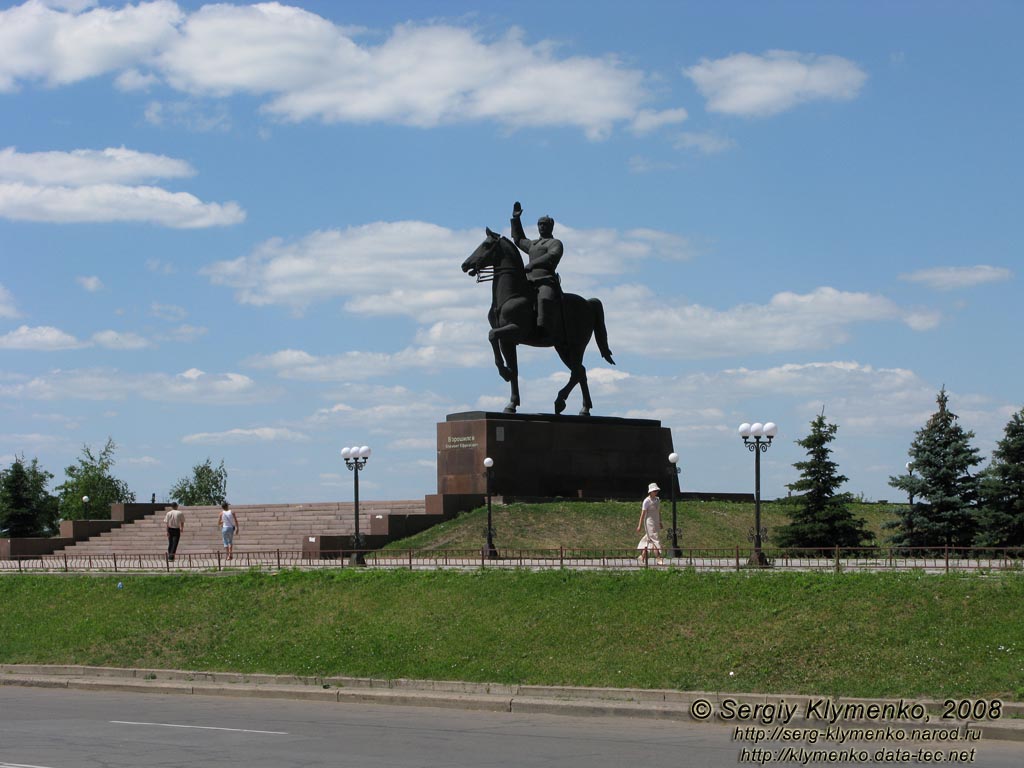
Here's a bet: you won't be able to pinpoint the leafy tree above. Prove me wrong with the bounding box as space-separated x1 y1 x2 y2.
975 407 1024 547
775 411 870 549
0 456 59 537
55 438 135 520
887 388 983 548
169 458 228 506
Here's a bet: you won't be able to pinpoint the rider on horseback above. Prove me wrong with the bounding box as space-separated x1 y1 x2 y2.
510 201 564 343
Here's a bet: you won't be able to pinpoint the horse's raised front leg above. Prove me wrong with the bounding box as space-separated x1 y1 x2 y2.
489 336 511 381
487 308 512 381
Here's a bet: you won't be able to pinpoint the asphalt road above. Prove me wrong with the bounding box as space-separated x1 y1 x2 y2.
0 687 1021 768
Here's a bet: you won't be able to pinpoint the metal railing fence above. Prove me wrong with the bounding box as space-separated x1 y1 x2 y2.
1 545 1022 574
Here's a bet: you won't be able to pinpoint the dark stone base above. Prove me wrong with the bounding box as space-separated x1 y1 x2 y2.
436 411 679 501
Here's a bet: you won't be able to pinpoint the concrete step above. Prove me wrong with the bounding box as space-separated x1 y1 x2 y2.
56 500 428 556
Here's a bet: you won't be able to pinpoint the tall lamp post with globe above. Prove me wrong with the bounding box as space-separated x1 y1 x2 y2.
737 421 777 567
341 445 371 566
482 457 498 559
667 453 682 558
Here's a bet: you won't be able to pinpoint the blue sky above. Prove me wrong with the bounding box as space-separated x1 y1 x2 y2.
1 0 1020 507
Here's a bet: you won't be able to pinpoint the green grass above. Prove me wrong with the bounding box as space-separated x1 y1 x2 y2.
385 500 903 551
1 569 1021 700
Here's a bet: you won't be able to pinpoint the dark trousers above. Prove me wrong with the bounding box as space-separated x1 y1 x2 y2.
167 527 181 559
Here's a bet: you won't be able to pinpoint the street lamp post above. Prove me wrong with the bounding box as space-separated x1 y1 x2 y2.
482 457 498 559
82 495 90 517
738 421 777 567
341 445 371 566
667 452 682 558
905 462 915 505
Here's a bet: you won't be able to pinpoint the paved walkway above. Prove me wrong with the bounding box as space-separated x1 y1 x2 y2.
1 665 1021 743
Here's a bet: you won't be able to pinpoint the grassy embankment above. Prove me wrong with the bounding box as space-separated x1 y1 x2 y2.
384 499 904 551
2 569 1021 700
2 502 1020 700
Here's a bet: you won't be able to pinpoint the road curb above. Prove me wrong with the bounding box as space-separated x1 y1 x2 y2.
1 665 1021 742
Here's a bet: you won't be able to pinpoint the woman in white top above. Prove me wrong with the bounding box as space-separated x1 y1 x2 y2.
636 483 664 565
218 502 239 560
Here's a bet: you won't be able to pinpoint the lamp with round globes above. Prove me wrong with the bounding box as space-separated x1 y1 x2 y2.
340 445 371 566
667 452 682 558
482 457 498 559
737 420 777 567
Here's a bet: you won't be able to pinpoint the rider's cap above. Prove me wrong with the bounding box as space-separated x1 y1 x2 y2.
537 214 554 226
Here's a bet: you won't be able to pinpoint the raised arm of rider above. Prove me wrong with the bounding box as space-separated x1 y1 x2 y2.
510 215 531 253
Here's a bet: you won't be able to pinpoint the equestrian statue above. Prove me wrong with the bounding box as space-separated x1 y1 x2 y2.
461 201 615 416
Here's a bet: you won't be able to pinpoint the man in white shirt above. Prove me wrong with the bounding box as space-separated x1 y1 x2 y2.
164 502 185 561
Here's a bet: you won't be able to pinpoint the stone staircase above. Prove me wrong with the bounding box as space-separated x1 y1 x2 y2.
55 501 428 556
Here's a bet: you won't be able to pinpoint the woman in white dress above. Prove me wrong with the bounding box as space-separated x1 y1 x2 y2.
636 483 664 565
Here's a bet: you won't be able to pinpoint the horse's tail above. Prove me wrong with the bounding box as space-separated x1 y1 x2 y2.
588 298 615 365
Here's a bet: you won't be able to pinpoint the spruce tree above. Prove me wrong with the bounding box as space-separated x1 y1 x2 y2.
0 456 59 537
975 407 1024 547
887 388 982 548
776 411 870 549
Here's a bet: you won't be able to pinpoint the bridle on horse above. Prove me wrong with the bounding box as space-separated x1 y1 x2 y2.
474 237 516 283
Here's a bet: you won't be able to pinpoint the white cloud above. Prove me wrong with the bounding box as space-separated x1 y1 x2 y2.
248 339 487 382
203 220 694 317
115 68 160 91
182 427 309 445
91 329 151 350
631 108 688 135
0 325 154 351
161 324 207 342
125 455 160 466
0 283 20 318
685 50 867 117
0 146 194 186
0 181 245 227
607 286 935 359
146 258 176 275
900 265 1013 291
1 2 675 139
627 156 678 174
0 146 243 227
0 324 84 350
0 0 183 92
76 275 104 292
540 359 934 439
673 131 735 154
0 431 77 455
203 221 484 315
0 367 268 404
150 302 187 322
143 99 231 132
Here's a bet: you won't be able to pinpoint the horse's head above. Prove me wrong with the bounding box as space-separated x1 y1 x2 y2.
461 227 503 278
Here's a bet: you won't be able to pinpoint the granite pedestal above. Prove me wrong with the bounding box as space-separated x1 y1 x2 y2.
435 411 679 501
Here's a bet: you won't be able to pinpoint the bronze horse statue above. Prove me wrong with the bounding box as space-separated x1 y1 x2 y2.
462 228 615 415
